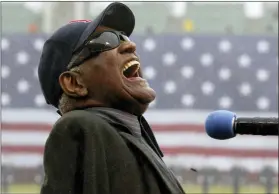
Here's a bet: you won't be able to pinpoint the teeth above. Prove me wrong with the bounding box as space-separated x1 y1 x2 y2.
122 60 140 73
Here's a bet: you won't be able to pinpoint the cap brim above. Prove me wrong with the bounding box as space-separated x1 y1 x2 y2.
74 2 135 52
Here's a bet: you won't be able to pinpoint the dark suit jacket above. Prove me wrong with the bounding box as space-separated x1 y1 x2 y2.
40 109 186 194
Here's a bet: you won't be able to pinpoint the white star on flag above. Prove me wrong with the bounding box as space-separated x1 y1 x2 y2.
162 52 177 66
17 79 30 93
181 37 195 51
1 38 10 50
164 81 177 94
238 82 252 96
143 66 157 80
181 66 194 79
143 38 156 51
34 94 46 107
2 65 10 79
219 96 232 108
200 53 214 67
33 38 45 51
16 51 30 65
218 39 232 53
257 40 270 54
256 69 269 82
256 97 270 110
201 81 215 95
218 67 231 81
181 94 195 107
238 54 251 68
2 93 11 106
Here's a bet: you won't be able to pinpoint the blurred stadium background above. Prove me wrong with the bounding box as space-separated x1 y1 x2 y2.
1 1 278 193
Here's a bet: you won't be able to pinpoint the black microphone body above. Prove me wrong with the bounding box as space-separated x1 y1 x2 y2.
235 117 279 136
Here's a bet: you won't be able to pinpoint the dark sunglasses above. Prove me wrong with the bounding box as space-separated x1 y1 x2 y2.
68 30 130 69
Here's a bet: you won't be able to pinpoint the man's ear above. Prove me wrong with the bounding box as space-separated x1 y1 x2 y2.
59 71 88 97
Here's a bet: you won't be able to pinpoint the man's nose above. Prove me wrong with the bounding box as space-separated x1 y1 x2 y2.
118 41 136 54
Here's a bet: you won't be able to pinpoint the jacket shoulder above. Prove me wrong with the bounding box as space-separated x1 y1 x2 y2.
52 110 109 135
58 109 107 124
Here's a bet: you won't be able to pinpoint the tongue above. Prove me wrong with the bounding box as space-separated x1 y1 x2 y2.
124 65 138 78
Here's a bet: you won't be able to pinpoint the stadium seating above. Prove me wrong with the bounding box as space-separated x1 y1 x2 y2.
2 2 278 35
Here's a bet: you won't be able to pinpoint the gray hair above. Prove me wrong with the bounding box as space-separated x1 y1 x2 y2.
58 66 82 114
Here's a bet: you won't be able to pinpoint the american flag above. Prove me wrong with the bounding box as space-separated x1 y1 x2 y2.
1 34 278 173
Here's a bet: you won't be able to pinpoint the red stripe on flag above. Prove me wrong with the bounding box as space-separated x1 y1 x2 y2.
2 146 45 153
2 145 278 158
1 123 52 131
152 124 204 132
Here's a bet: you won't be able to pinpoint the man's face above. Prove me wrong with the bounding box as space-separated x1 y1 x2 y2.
73 27 156 115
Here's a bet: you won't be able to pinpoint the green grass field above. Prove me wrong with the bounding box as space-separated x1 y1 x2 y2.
2 184 278 193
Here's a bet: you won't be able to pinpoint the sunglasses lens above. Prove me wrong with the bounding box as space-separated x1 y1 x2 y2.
88 32 119 52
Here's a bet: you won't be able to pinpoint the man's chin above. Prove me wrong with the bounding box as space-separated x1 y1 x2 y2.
132 93 156 116
120 88 154 116
115 100 149 116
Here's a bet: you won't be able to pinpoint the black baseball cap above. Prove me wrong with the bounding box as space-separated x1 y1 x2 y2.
38 2 135 109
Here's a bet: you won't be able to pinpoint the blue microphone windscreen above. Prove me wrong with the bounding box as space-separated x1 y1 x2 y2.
205 110 236 140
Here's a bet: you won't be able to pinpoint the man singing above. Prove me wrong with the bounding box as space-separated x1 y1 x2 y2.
38 2 185 194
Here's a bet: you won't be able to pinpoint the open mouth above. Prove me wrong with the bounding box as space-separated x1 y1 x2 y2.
122 60 140 79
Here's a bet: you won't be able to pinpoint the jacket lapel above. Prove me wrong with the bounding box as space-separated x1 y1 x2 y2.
120 132 184 194
139 116 164 157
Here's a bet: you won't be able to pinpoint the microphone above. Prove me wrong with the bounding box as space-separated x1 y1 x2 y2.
205 110 279 140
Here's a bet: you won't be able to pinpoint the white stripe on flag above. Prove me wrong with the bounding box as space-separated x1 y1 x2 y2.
2 130 278 150
2 153 278 172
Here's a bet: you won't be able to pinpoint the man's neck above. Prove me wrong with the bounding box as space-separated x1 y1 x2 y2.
63 98 146 117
